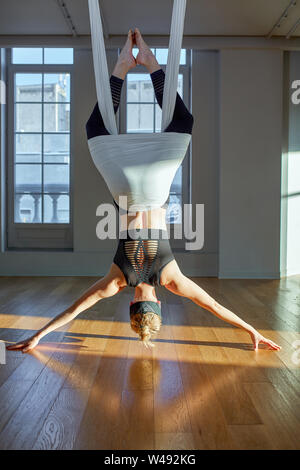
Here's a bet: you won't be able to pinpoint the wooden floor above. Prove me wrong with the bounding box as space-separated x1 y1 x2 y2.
0 275 299 450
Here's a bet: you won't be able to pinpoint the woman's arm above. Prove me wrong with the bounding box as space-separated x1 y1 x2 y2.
7 266 126 353
162 263 281 351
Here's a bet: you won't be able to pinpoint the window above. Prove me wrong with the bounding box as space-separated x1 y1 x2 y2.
120 48 191 228
7 48 73 249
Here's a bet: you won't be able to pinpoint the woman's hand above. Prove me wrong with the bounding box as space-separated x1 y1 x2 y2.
6 334 41 353
249 329 281 351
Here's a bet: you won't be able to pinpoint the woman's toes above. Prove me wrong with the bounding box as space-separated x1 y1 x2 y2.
134 28 142 44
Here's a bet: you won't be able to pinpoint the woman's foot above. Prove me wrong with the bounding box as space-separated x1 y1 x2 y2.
112 29 136 80
134 27 161 74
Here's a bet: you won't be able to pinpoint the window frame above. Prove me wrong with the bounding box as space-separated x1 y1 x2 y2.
6 48 73 249
119 49 192 250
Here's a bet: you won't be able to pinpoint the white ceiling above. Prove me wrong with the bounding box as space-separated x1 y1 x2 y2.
0 0 300 37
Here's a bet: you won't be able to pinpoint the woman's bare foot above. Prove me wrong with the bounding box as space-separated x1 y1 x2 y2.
134 27 161 74
112 29 136 80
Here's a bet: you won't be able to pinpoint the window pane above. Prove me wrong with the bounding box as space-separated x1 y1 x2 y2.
15 103 42 132
155 49 168 65
179 49 186 65
127 74 153 102
178 74 183 97
44 73 70 102
12 48 43 64
43 194 70 223
43 164 69 193
15 194 41 223
15 134 42 163
44 134 70 163
155 104 162 132
127 104 154 133
170 165 182 194
166 194 182 224
12 63 72 228
127 80 139 101
44 48 74 64
155 48 186 65
44 103 70 132
15 164 42 193
15 74 42 102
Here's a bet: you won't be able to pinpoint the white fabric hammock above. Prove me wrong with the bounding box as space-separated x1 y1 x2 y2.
87 0 191 211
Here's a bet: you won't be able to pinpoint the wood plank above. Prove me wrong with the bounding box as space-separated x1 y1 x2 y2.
152 291 194 436
227 424 275 450
0 277 86 387
0 343 79 449
73 290 132 450
243 382 300 449
32 388 90 450
155 433 196 450
116 390 154 450
31 293 122 449
0 276 299 450
166 296 236 449
181 302 262 426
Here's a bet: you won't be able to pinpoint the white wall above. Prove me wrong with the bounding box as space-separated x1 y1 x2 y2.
188 50 219 275
281 51 300 276
219 49 283 278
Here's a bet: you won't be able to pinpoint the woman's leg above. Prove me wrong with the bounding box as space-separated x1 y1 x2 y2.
160 260 281 351
151 68 194 134
86 29 137 139
86 75 124 139
6 264 127 353
134 28 194 134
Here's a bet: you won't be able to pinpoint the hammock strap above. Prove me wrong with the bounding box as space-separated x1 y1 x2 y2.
87 0 187 135
161 0 187 132
88 0 118 135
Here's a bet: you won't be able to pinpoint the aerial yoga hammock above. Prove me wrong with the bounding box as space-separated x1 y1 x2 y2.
6 0 281 352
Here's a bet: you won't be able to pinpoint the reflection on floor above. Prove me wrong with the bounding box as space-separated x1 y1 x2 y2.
0 275 299 450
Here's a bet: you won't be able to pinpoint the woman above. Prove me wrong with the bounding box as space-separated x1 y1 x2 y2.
7 29 281 352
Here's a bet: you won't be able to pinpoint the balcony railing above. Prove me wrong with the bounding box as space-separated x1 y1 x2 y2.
15 183 69 223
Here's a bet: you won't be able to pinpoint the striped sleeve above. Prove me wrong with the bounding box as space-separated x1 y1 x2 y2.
150 68 165 97
110 75 124 110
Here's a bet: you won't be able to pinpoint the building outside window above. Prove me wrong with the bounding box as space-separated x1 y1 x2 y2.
7 48 73 249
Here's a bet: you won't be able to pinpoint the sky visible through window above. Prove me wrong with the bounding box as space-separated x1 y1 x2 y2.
12 48 74 65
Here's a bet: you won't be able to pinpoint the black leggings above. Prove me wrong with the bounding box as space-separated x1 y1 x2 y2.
86 68 194 138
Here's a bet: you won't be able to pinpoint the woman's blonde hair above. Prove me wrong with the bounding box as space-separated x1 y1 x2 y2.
130 312 162 348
